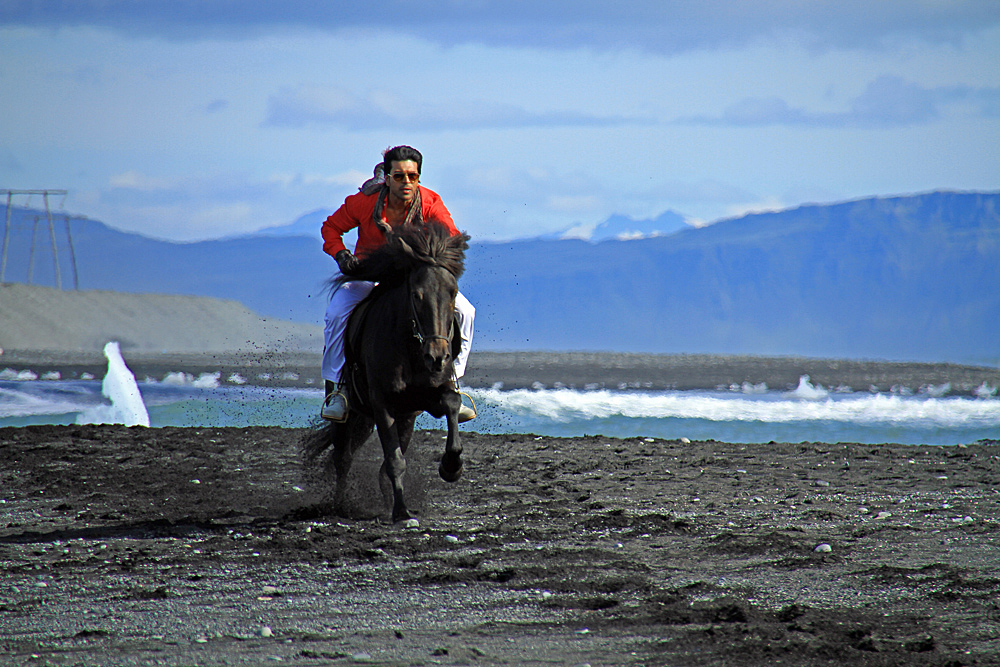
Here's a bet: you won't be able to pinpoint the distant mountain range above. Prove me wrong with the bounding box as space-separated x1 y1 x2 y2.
467 191 1000 365
248 207 690 242
2 191 998 364
537 210 691 241
252 208 335 239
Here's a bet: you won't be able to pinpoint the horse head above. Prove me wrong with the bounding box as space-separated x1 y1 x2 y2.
409 261 458 377
349 221 469 380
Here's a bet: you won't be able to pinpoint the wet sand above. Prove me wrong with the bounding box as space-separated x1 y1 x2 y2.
1 424 998 666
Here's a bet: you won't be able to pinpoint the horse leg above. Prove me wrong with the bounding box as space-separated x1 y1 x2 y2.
332 414 373 516
373 408 412 523
439 389 464 483
390 413 420 518
396 412 418 455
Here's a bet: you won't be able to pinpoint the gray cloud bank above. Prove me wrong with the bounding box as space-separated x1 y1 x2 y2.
262 86 643 131
679 76 1000 128
3 1 999 52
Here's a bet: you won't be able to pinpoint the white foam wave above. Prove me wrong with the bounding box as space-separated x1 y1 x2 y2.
0 368 39 381
787 375 829 400
922 383 951 397
159 371 221 388
974 382 998 399
77 342 150 427
0 385 84 418
468 385 1000 428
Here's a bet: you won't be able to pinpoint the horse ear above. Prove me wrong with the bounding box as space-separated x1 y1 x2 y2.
398 238 415 257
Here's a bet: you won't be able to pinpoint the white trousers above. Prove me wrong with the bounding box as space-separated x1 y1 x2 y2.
322 279 475 383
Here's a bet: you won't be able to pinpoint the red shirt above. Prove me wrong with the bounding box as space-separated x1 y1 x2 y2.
322 186 458 259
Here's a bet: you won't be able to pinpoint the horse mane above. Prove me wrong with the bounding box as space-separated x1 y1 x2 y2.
343 221 469 286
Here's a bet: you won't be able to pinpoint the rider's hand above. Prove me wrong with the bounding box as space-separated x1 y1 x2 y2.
335 249 360 276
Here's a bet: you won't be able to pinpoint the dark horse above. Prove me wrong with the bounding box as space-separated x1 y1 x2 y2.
304 222 470 524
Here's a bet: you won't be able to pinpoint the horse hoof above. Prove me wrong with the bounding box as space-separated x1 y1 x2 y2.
439 462 463 483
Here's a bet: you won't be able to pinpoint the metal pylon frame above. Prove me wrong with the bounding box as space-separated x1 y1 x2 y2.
1 189 78 289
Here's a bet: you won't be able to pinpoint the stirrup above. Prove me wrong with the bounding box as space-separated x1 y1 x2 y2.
458 391 477 423
321 387 349 423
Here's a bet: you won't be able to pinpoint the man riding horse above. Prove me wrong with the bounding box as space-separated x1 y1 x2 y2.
320 145 476 423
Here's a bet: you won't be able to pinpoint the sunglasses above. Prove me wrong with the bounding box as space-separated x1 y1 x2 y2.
391 172 420 183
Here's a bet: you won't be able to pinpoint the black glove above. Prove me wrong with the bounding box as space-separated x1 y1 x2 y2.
335 249 360 276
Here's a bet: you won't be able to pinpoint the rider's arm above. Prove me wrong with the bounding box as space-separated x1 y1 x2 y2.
322 192 370 258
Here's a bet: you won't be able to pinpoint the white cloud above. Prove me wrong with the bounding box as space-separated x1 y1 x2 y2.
82 170 357 241
108 171 175 191
2 6 998 244
269 170 368 189
546 195 602 214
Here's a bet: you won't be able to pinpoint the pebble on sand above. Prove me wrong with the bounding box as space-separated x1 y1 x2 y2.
814 543 833 553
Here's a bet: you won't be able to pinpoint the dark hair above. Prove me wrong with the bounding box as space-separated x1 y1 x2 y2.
382 145 423 174
337 221 469 288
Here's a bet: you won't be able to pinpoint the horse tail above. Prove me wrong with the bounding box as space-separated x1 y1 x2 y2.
301 419 337 463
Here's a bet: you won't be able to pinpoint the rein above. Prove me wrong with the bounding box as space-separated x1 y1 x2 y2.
407 272 454 346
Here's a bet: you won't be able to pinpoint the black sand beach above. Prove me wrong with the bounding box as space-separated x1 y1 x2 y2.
1 352 999 665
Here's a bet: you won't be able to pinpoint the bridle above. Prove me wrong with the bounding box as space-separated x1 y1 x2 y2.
407 271 454 347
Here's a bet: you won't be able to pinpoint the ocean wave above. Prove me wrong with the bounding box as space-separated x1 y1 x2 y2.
0 384 91 418
467 384 1000 429
4 370 998 444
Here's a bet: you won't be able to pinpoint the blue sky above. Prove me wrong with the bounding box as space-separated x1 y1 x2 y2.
2 1 999 241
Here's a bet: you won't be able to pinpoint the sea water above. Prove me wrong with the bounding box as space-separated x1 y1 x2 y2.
1 364 998 446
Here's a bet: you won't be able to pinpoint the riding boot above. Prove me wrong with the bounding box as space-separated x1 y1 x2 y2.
321 380 349 422
458 399 477 423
